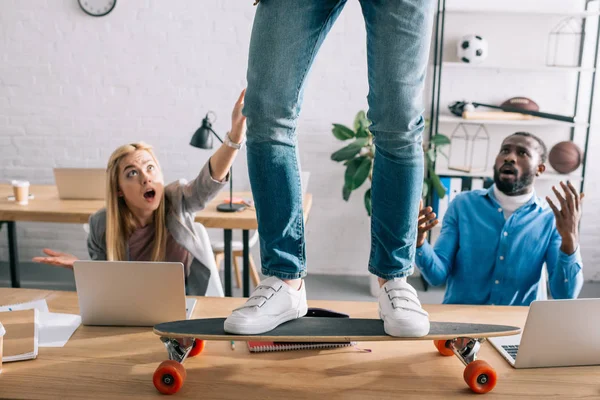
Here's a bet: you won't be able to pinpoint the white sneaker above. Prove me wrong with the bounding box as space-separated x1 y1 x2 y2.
378 278 430 337
224 276 308 335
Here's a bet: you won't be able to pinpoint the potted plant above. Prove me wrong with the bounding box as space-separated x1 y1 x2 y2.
330 111 451 216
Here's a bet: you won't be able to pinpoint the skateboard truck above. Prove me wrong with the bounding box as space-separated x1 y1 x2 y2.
448 337 483 366
160 337 195 364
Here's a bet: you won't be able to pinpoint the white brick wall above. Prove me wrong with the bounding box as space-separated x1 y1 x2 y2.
1 0 599 280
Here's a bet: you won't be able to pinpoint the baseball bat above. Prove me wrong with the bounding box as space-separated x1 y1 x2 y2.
462 111 537 120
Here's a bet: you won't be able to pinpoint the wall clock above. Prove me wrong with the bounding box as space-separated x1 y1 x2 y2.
78 0 116 17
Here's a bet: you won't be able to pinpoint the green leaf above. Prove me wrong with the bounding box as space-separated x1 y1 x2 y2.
364 188 372 217
356 126 371 138
345 157 372 190
342 183 352 201
422 178 431 199
332 124 355 141
428 164 446 199
430 134 451 147
425 148 436 164
331 137 369 162
353 110 371 132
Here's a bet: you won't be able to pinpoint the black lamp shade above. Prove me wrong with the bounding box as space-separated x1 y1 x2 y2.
190 117 214 149
189 112 243 213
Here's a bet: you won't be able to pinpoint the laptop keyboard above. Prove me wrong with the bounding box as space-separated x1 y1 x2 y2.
502 344 519 359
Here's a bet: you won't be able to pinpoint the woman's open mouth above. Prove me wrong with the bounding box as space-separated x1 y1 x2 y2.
143 189 156 201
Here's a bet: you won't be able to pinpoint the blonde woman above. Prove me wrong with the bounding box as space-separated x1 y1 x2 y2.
33 90 247 296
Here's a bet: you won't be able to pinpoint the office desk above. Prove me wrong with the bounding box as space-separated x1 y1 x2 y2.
0 185 313 296
0 288 598 399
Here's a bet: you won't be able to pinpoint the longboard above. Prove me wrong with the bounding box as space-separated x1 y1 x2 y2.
151 317 520 395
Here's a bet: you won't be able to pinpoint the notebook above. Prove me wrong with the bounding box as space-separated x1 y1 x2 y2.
248 341 355 353
247 308 355 353
0 299 81 348
0 309 39 362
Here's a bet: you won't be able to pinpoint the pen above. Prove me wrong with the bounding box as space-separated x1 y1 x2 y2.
230 340 235 350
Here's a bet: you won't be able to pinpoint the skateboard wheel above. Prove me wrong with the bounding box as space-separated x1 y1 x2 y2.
463 360 497 394
153 360 186 395
433 340 454 356
188 339 205 357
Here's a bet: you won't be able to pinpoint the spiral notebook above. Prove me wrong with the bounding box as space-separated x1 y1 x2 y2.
247 341 355 353
247 308 355 353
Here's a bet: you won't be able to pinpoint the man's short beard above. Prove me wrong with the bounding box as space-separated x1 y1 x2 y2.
493 168 535 195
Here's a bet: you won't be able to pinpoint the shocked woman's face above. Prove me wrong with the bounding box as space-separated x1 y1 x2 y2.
118 150 165 215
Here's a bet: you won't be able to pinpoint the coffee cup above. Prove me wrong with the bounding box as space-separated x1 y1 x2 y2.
11 180 30 205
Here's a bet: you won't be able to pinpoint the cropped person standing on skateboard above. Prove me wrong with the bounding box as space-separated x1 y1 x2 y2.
415 132 584 305
224 0 436 337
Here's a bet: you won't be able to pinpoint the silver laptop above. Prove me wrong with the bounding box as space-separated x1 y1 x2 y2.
54 168 106 200
73 261 196 326
489 299 600 368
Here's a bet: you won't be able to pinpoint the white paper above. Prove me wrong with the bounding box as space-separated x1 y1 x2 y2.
0 299 49 313
38 312 82 348
185 297 197 320
0 299 81 348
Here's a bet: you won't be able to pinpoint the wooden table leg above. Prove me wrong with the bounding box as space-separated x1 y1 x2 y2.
243 230 250 297
3 221 21 288
224 229 232 297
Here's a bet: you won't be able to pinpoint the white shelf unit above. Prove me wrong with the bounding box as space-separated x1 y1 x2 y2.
440 9 600 18
428 1 599 195
441 61 595 73
435 168 583 182
438 114 589 128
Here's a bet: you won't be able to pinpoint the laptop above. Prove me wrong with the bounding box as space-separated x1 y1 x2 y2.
489 299 600 368
72 261 196 326
53 168 106 200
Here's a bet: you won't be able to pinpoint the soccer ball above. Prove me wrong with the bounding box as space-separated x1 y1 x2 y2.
457 34 488 64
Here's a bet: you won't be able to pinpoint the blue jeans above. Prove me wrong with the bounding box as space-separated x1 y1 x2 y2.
244 0 435 280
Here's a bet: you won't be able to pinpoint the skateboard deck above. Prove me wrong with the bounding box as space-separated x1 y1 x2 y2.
153 317 521 342
151 317 520 395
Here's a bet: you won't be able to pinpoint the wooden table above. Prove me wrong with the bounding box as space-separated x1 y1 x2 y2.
1 288 598 399
0 184 313 296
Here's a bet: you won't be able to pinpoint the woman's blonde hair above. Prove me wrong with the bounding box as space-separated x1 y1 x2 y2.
105 142 167 262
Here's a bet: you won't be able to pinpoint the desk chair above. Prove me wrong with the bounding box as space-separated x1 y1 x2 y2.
212 231 261 289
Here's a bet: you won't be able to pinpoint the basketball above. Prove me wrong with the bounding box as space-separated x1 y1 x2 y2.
548 141 583 174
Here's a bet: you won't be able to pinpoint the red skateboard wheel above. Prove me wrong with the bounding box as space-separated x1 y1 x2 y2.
433 340 454 357
188 339 205 357
464 360 497 394
153 360 186 395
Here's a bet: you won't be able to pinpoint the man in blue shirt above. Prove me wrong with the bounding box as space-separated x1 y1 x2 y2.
416 132 584 305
